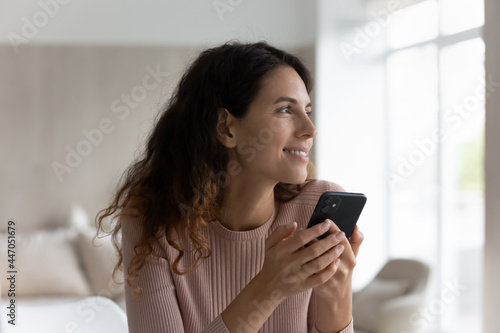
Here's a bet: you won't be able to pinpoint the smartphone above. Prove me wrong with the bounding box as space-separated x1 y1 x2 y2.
307 191 367 240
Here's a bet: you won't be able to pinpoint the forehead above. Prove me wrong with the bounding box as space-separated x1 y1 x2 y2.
253 66 310 104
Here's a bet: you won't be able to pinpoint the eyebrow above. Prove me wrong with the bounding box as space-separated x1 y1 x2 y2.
273 96 312 108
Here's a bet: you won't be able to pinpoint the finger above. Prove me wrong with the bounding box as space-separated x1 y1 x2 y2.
300 231 345 264
265 222 297 251
349 225 364 257
326 220 341 233
284 220 333 253
304 219 342 246
304 258 341 288
305 219 341 248
298 245 343 282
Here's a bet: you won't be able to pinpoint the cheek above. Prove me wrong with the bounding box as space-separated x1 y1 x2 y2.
268 120 294 148
257 127 281 150
235 118 293 161
268 116 289 134
247 119 288 148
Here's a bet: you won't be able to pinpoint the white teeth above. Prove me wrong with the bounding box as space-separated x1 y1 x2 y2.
284 149 307 156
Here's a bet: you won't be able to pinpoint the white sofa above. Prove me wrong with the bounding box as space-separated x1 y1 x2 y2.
0 205 125 315
3 296 128 333
352 259 431 333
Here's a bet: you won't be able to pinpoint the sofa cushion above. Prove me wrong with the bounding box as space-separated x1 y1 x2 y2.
352 278 409 332
75 228 124 300
0 228 91 297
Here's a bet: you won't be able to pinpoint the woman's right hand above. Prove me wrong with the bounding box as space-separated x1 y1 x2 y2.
256 220 346 299
220 221 345 333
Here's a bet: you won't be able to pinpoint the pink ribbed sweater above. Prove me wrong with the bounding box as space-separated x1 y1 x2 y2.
122 179 354 333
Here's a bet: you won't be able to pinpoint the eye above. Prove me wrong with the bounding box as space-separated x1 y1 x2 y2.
306 110 312 117
277 106 292 114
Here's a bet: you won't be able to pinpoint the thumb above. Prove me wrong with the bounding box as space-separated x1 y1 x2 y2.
265 222 297 251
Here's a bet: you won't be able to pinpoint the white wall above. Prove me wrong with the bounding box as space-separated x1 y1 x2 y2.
0 1 319 232
0 43 315 233
0 45 194 231
0 0 316 48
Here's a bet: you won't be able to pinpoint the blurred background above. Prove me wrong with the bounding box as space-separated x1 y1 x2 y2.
1 0 499 332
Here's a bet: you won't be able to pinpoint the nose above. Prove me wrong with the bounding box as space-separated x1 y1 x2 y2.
296 111 317 138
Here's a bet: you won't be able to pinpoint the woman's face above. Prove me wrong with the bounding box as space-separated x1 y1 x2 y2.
229 65 317 185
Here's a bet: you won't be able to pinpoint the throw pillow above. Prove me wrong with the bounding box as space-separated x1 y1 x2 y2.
74 228 124 300
0 228 92 297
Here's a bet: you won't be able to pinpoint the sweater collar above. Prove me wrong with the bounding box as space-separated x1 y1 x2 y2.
209 201 278 241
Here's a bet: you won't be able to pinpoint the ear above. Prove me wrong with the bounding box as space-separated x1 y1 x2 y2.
216 108 237 148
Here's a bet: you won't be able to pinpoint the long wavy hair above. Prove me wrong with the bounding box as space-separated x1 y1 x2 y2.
96 41 316 294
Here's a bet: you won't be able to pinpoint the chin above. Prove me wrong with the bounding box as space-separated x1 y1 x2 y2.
280 173 308 185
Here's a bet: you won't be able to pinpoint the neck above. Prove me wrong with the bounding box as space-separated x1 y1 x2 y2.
217 175 277 231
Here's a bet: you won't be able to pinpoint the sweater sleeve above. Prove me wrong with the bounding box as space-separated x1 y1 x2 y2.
327 181 346 193
121 217 230 333
310 320 354 333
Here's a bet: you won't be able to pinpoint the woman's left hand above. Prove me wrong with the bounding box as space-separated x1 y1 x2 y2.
310 221 364 300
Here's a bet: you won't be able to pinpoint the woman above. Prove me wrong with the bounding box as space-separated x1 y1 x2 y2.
97 41 363 333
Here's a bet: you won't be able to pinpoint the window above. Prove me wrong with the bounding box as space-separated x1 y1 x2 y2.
316 0 485 331
385 2 484 330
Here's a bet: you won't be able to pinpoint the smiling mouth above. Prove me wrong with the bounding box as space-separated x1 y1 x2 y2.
283 149 308 157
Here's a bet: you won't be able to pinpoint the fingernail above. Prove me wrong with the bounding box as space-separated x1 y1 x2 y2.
337 244 345 252
335 231 345 241
286 222 295 230
321 220 331 231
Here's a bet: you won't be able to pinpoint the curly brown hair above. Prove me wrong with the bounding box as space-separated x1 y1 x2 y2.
96 41 316 294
